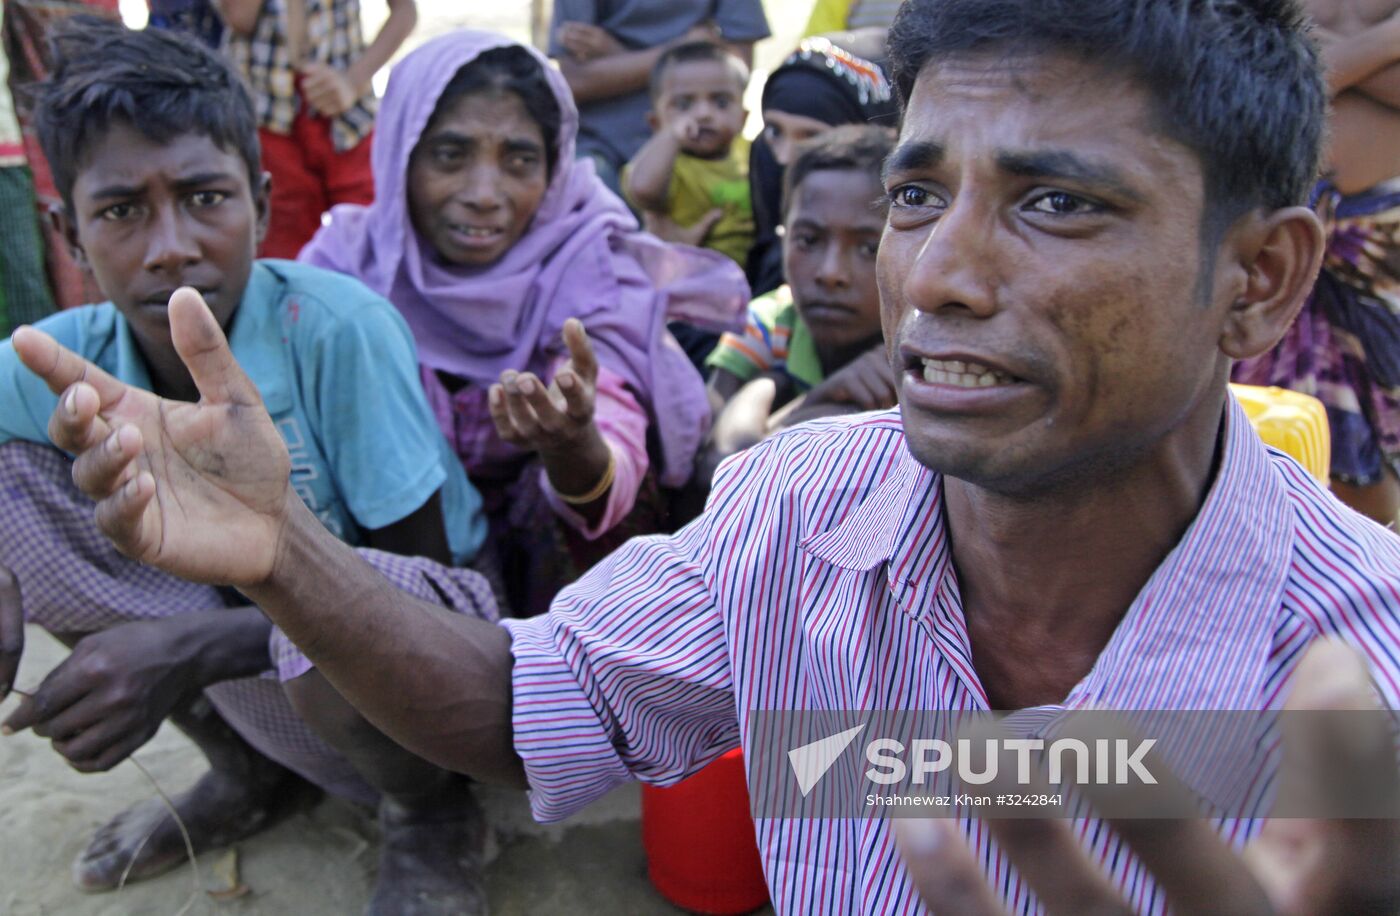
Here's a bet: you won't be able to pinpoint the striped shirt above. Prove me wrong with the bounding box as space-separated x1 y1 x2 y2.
503 396 1400 914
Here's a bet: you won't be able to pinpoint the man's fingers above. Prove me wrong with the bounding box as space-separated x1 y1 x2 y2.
46 382 113 456
0 567 22 700
93 471 160 563
51 718 138 771
2 659 89 735
11 327 128 408
895 819 1007 916
71 424 142 501
1059 714 1275 915
1270 638 1400 911
168 288 264 408
982 818 1132 916
561 319 598 384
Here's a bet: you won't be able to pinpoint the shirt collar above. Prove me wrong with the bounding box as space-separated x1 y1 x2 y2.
799 394 1295 710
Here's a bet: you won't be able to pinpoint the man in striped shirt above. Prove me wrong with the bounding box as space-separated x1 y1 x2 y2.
9 0 1400 912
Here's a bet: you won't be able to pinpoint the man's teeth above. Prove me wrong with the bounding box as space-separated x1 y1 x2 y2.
920 357 1014 388
451 224 499 238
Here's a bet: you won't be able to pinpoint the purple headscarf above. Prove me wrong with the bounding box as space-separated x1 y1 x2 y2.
301 30 748 486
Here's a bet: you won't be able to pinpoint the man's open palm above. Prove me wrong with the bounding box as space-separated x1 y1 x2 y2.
11 288 294 587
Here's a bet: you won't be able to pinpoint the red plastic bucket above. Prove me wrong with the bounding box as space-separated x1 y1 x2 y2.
641 748 769 914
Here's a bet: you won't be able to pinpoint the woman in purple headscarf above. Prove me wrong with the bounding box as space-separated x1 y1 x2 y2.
302 31 748 615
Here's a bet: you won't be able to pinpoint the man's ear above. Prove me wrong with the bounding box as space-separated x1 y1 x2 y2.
1218 205 1325 361
645 110 660 132
253 171 272 247
48 203 88 271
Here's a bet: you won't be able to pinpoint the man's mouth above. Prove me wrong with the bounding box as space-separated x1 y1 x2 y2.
918 357 1017 389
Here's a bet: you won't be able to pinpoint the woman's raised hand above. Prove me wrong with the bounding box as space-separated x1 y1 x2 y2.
489 318 600 456
10 289 296 587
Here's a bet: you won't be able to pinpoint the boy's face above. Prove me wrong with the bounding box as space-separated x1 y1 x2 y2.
652 59 747 159
785 167 886 362
63 122 267 364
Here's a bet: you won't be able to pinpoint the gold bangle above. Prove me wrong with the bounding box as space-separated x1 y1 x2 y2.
556 448 617 505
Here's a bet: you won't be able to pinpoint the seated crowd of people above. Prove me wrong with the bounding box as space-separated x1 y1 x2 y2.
0 0 1398 913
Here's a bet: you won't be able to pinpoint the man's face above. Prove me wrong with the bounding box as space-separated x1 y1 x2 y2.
67 122 264 361
878 53 1231 493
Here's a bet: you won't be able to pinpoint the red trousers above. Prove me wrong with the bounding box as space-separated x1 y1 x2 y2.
258 109 374 260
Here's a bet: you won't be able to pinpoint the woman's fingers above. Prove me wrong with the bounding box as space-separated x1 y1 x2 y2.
561 319 598 385
556 369 594 423
516 373 567 436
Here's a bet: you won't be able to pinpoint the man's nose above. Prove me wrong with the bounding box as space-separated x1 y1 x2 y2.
142 206 201 274
900 195 998 319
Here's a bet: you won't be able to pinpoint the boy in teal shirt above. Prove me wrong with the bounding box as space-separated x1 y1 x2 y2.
0 20 494 913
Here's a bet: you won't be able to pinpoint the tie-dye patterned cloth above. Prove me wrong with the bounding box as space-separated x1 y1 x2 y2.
1232 180 1400 485
0 440 498 804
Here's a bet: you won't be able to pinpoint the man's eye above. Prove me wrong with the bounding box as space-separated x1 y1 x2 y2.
858 240 879 258
99 203 136 221
764 124 782 141
889 185 932 208
189 191 227 208
1027 191 1099 215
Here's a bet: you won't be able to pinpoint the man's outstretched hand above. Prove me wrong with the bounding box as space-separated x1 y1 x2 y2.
894 639 1400 915
11 288 295 587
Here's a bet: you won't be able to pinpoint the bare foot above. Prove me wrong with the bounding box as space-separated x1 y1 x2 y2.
367 786 488 916
73 762 315 891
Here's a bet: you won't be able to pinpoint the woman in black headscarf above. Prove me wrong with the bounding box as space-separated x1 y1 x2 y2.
747 29 897 295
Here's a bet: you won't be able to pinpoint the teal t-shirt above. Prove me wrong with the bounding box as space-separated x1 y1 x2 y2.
0 260 486 563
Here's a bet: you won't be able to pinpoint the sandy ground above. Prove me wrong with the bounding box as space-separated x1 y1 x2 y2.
0 626 717 915
2 2 806 912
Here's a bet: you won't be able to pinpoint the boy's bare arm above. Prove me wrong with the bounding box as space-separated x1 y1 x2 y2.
625 128 685 212
344 0 417 96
